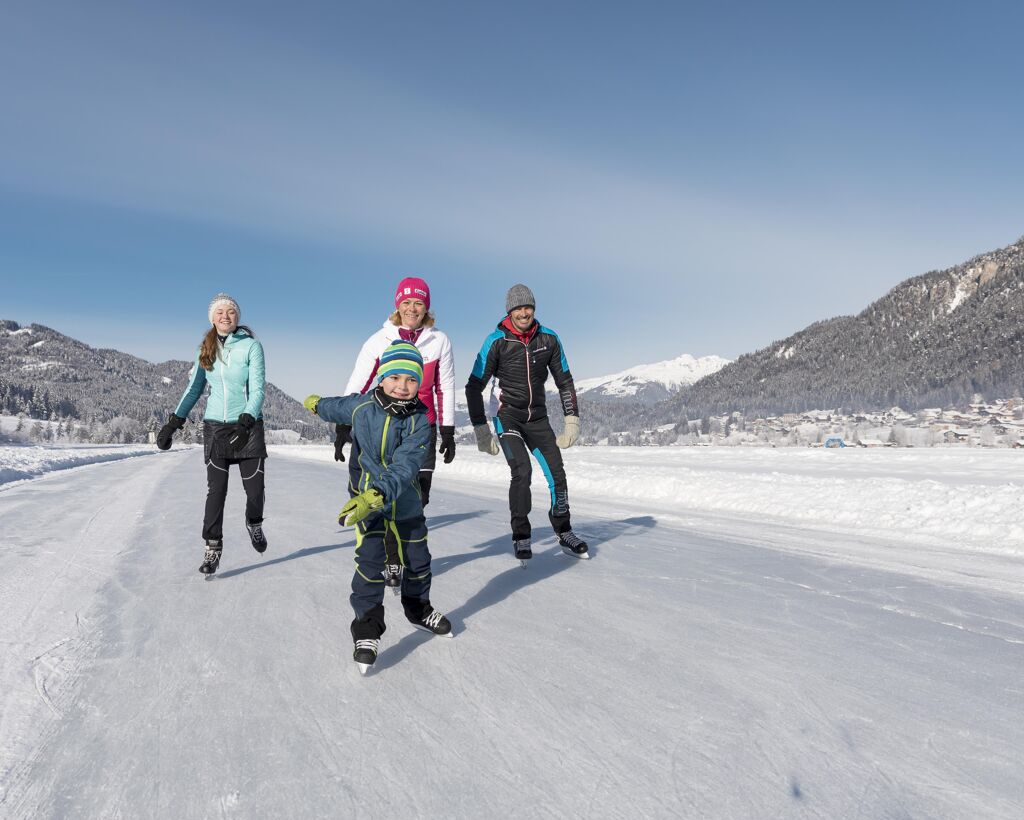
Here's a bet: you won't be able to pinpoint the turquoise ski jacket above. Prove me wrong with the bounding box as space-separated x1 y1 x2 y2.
174 329 266 422
315 392 431 521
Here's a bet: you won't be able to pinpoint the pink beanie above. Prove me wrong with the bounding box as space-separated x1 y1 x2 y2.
394 277 430 311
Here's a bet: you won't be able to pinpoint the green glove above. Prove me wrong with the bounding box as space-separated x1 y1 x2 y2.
303 394 321 414
338 488 384 526
556 416 580 448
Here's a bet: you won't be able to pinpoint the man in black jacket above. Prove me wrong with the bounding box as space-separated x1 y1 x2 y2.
465 284 590 562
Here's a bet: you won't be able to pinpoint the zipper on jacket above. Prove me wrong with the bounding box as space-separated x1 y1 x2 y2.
221 341 230 421
380 415 397 518
522 339 533 421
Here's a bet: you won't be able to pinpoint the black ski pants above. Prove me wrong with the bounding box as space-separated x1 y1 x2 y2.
202 456 265 542
494 413 571 541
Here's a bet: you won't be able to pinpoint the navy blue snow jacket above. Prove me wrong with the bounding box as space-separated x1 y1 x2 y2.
314 390 431 521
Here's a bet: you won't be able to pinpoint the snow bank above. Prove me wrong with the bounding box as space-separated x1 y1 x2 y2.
0 444 160 486
271 444 1024 558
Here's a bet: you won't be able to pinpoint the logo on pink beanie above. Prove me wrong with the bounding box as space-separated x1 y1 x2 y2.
394 277 431 311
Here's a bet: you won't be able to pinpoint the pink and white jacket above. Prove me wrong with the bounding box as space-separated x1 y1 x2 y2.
344 320 456 427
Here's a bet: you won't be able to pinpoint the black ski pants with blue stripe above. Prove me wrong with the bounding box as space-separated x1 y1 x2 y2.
494 413 571 541
350 513 433 640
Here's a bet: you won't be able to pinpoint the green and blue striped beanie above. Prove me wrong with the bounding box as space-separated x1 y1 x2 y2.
377 340 424 383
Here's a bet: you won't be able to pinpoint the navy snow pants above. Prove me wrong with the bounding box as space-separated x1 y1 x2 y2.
350 514 433 640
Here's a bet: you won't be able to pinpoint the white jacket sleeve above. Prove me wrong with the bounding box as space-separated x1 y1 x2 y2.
435 332 456 427
344 333 385 395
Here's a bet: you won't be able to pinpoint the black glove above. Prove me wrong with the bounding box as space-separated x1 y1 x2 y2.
334 424 352 462
438 425 456 464
156 414 186 450
228 413 256 451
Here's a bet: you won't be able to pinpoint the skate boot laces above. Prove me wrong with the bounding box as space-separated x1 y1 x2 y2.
421 609 445 630
560 531 585 549
354 638 379 653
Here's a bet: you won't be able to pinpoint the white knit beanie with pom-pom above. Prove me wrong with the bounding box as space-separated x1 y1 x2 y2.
208 293 241 325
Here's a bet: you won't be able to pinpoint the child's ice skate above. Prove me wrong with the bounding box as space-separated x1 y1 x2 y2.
410 607 453 638
353 638 380 675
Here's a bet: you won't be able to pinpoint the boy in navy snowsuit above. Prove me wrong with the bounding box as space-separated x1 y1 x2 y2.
305 341 451 673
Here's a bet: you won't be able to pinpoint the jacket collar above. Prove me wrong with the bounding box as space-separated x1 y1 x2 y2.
382 319 432 346
219 328 250 348
499 315 538 344
373 386 426 417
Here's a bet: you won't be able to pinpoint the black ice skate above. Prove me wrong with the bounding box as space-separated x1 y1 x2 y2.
558 530 590 559
410 607 453 639
245 519 268 553
513 537 532 568
199 540 223 576
383 563 402 595
353 638 380 675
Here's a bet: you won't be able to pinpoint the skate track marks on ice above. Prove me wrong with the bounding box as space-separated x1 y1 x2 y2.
0 449 1021 818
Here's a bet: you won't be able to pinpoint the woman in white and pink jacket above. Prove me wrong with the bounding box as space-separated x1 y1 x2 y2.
338 276 456 506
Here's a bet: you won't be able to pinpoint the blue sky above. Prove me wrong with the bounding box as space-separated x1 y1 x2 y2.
2 0 1022 400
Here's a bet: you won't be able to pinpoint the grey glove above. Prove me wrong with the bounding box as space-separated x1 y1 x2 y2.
474 424 499 456
556 416 580 449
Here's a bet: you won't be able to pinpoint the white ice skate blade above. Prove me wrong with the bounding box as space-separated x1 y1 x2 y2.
356 662 372 675
519 559 529 569
561 547 590 559
412 624 455 638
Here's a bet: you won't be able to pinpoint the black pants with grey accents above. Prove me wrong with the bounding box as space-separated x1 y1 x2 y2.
494 414 571 541
202 456 265 542
350 514 432 640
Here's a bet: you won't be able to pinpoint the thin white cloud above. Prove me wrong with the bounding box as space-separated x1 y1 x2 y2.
0 3 906 291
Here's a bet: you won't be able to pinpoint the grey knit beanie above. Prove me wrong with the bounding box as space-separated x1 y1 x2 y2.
505 284 536 314
208 293 241 325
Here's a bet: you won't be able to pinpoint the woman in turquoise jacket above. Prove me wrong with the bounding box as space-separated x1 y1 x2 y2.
157 293 268 575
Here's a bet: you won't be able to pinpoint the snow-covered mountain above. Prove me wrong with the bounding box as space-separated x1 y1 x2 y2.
452 353 730 423
566 353 731 404
676 234 1024 416
0 320 329 438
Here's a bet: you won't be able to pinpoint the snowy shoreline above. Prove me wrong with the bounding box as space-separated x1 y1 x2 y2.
0 443 163 487
272 444 1024 562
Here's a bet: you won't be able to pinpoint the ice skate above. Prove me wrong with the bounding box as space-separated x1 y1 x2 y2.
199 540 223 576
245 519 267 553
353 638 380 675
558 530 590 559
383 563 402 596
513 537 532 568
410 607 453 638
